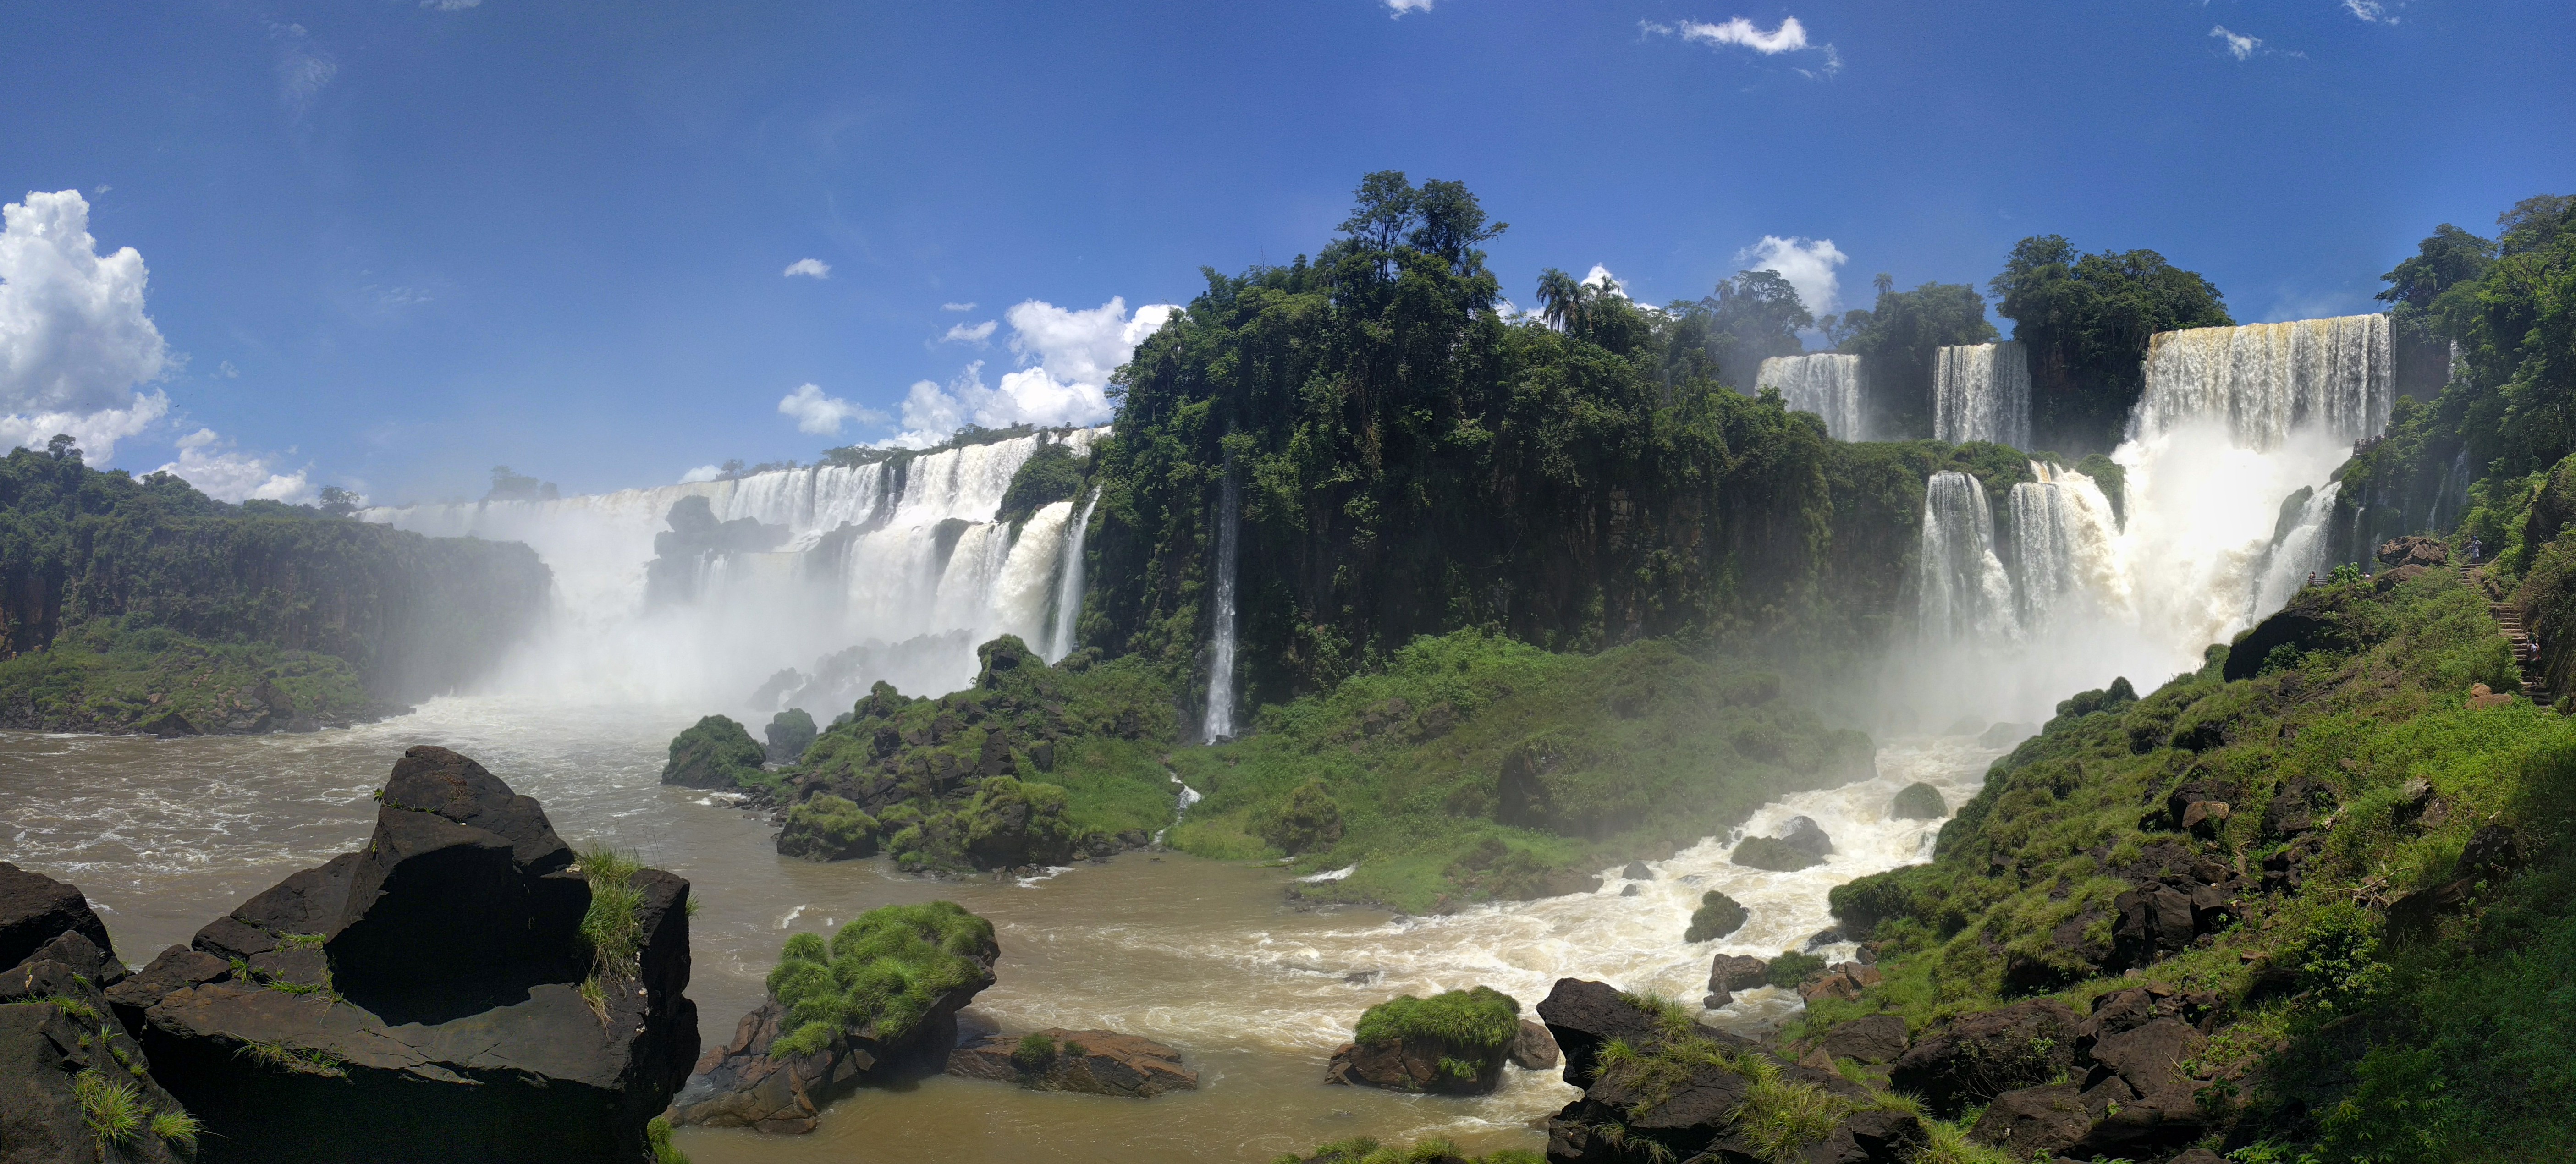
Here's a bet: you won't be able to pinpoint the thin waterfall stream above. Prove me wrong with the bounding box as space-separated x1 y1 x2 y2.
1201 461 1242 743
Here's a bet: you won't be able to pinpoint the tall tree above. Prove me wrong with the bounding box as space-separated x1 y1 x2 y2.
1988 236 2232 454
1833 281 1999 441
1691 270 1812 391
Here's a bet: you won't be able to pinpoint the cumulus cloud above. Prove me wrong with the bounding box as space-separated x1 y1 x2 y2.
0 189 173 461
679 464 723 483
776 382 886 436
157 428 314 503
1386 0 1436 15
269 23 338 113
1735 235 1848 318
871 297 1180 447
1005 297 1179 389
423 0 483 9
942 319 997 346
1644 16 1841 77
782 258 831 279
941 302 977 312
1580 264 1629 297
2209 26 2260 60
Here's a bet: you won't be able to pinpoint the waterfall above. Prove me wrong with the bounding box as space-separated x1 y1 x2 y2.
2251 481 2343 615
2133 315 2392 449
1201 463 1242 744
1756 353 1864 440
1044 488 1100 663
1932 342 2031 448
2008 462 2123 635
362 427 1107 709
1917 471 2016 643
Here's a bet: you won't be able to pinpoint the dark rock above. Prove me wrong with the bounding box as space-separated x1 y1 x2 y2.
2110 885 2197 971
2086 983 2221 1039
947 1028 1197 1097
2375 562 2434 591
1621 861 1654 880
1703 988 1731 1009
1969 1083 2095 1158
18 929 125 989
1325 1035 1507 1095
1889 999 2085 1117
1620 884 1641 897
0 863 116 974
2064 1019 2212 1157
0 961 189 1164
141 710 198 737
776 794 878 862
1730 835 1824 872
126 748 699 1164
1798 961 1882 1005
1889 781 1947 820
1821 1014 1910 1065
764 708 818 764
1709 954 1769 993
661 714 768 789
1538 978 1684 1083
2377 535 2449 569
2262 777 2335 839
1684 891 1748 943
2164 778 2237 832
1510 1019 1559 1070
1779 815 1833 858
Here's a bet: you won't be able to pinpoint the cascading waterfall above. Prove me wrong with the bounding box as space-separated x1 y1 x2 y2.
1932 341 2032 448
2007 462 2123 635
1917 471 2018 644
364 427 1107 710
1201 462 1242 744
2133 315 2392 449
1755 353 1864 440
1044 488 1100 663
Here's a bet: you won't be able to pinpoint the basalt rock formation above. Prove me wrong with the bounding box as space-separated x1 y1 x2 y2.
947 1028 1198 1098
112 746 698 1164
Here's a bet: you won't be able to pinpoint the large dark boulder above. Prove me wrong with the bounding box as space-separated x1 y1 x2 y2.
1888 782 1947 820
0 863 116 974
0 960 192 1164
1326 987 1522 1096
1683 891 1748 943
1888 998 2085 1118
765 708 818 764
661 714 768 789
121 746 698 1164
947 1028 1197 1098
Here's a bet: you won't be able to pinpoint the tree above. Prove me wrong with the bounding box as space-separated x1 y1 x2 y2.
1988 236 2231 453
44 434 80 464
2379 224 2496 393
317 486 362 518
1692 270 1813 391
1834 281 1999 440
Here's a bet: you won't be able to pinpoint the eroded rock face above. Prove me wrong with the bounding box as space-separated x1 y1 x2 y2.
1 959 190 1164
1510 1019 1561 1071
121 746 698 1164
1881 988 2222 1159
0 863 116 974
947 1028 1198 1098
1888 998 2085 1117
1325 1035 1508 1095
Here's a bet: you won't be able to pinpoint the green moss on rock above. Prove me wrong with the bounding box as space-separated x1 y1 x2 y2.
1684 890 1749 943
766 901 998 1058
777 794 877 862
662 714 769 790
1731 835 1823 872
1889 781 1947 821
1258 780 1344 855
1354 986 1522 1054
961 776 1075 869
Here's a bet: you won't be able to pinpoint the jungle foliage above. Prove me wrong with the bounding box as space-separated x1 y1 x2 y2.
1987 235 2234 455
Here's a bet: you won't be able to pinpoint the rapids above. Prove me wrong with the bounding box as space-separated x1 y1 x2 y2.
0 703 2003 1163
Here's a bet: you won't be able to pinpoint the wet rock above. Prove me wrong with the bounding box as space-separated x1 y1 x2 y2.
0 863 116 975
1779 815 1833 858
764 708 818 764
1889 999 2086 1117
1729 835 1823 872
1509 1020 1559 1070
1619 884 1641 897
1889 781 1947 820
1708 954 1769 994
1683 891 1748 943
127 746 699 1164
1621 861 1654 880
1822 1013 1910 1065
947 1028 1197 1097
141 710 198 737
661 714 768 790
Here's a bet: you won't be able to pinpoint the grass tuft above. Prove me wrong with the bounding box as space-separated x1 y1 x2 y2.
646 1115 691 1164
235 1038 347 1078
766 901 996 1054
74 1069 144 1148
1353 986 1520 1054
149 1107 203 1151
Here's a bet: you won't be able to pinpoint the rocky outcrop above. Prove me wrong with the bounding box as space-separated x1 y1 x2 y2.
668 902 999 1134
776 794 878 862
118 746 699 1164
1888 998 2086 1117
947 1028 1198 1097
662 714 769 790
1510 1019 1560 1070
1702 953 1769 1008
1882 983 2223 1154
1536 979 1925 1164
765 708 818 763
1888 781 1946 820
0 864 116 974
1820 1013 1910 1065
1 957 193 1164
1327 986 1524 1096
1730 815 1832 872
1683 890 1747 943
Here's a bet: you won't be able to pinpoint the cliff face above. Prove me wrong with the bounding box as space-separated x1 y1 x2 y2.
0 449 549 724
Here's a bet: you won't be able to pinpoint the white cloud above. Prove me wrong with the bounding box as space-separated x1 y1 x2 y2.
1005 297 1179 389
679 464 723 484
269 23 338 113
1580 264 1629 297
941 302 977 312
1734 235 1848 317
218 360 239 379
2343 0 2396 22
0 189 174 460
2210 25 2260 60
423 0 483 9
942 319 998 346
1386 0 1436 15
157 428 314 504
873 297 1180 447
776 382 885 437
1644 16 1841 76
782 258 831 280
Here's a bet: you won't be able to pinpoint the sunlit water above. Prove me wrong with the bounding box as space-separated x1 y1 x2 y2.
0 699 2000 1162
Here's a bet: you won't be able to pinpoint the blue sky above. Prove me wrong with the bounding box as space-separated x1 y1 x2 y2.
1 1 2568 503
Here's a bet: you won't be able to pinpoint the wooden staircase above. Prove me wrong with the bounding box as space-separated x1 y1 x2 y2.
2465 561 2550 701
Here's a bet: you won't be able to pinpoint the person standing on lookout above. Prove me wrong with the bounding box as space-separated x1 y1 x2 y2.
2472 536 2483 563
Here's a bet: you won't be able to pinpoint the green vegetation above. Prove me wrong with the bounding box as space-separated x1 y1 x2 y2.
1763 951 1826 988
662 715 770 791
148 1106 203 1152
1827 277 2002 440
74 1068 144 1148
764 707 818 764
36 993 99 1022
1273 1137 1543 1164
0 442 547 731
781 636 1177 871
572 845 664 1020
1167 630 1871 912
235 1038 348 1077
1807 563 2576 1159
1352 987 1521 1055
776 794 878 862
765 902 996 1058
1684 891 1748 943
645 1115 691 1164
997 439 1091 525
1889 781 1946 820
1987 234 2234 453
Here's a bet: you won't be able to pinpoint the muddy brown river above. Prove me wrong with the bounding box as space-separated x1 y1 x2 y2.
0 697 2000 1162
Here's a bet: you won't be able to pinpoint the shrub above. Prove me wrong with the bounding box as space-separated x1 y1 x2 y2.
1684 891 1749 943
645 1115 691 1164
1013 1032 1057 1070
575 846 648 998
961 777 1075 868
661 715 768 790
1353 986 1521 1054
149 1107 203 1151
1764 951 1826 988
1729 1056 1850 1164
1258 779 1345 855
765 901 997 1056
778 795 878 862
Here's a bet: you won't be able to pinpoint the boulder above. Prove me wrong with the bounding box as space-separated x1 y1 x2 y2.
947 1028 1197 1098
1779 815 1833 858
1798 961 1881 1005
1621 861 1655 880
1889 998 2085 1117
661 714 768 789
1889 781 1947 820
0 863 116 974
1968 1083 2095 1158
1326 987 1521 1096
1683 890 1748 943
776 794 878 862
765 708 818 764
670 902 997 1133
125 746 699 1164
961 776 1075 869
2377 535 2449 569
1509 1019 1560 1070
1708 954 1770 993
0 960 192 1164
1821 1013 1910 1065
1730 835 1823 873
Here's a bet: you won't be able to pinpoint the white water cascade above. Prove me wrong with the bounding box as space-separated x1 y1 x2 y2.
366 427 1107 713
1201 464 1242 743
1932 341 2032 448
1045 488 1100 663
1893 317 2390 729
1756 353 1865 441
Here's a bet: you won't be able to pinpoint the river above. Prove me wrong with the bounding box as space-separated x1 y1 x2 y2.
0 698 2003 1163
